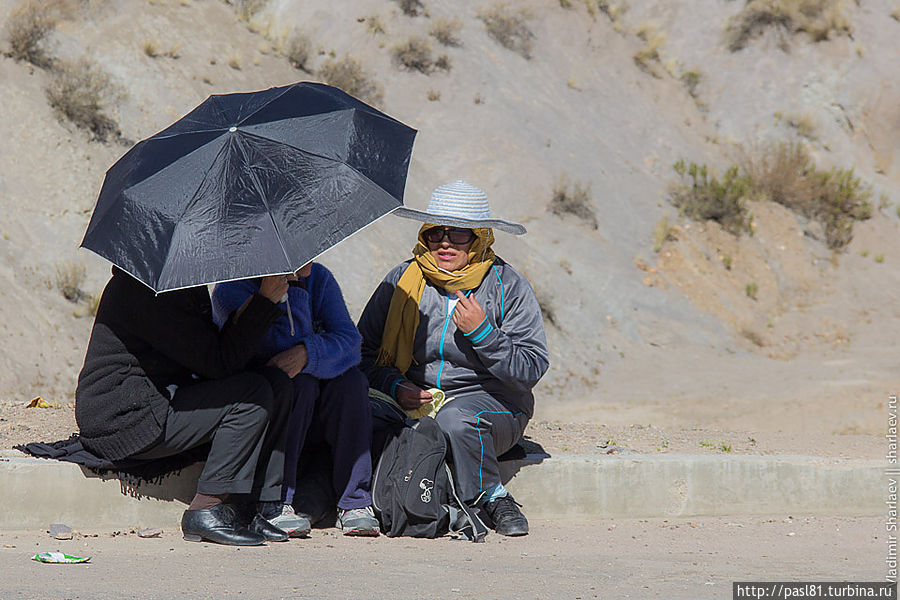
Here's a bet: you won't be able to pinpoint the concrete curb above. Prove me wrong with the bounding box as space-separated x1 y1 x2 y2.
503 454 887 519
0 451 887 531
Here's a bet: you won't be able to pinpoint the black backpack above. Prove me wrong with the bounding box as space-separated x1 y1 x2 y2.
371 416 488 542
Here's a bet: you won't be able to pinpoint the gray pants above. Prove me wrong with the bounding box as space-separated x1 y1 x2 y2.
433 393 529 504
132 367 292 501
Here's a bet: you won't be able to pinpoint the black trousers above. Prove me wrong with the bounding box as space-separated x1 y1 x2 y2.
131 367 292 501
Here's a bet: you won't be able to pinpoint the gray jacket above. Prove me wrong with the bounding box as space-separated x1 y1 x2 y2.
358 257 549 417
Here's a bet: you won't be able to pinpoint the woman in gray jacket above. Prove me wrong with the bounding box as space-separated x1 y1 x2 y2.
358 180 550 536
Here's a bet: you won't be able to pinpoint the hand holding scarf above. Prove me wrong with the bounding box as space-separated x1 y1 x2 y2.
375 225 495 374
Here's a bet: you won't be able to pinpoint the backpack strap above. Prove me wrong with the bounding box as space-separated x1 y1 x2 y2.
368 387 409 421
444 463 488 543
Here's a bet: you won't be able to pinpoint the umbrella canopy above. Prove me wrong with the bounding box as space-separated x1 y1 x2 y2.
82 82 417 292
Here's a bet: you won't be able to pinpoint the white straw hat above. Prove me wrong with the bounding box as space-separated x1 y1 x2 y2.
392 180 526 235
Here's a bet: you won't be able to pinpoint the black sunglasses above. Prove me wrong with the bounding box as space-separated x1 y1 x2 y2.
423 227 477 245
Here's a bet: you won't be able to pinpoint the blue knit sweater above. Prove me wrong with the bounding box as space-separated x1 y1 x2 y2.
211 263 361 380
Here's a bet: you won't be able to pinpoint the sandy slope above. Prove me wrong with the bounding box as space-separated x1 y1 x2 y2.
0 0 898 450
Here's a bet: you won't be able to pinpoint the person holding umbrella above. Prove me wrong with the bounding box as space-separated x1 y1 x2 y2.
212 261 381 538
73 81 416 546
357 180 550 537
75 270 296 545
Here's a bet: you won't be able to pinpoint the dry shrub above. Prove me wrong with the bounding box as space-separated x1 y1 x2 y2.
533 288 558 327
392 35 435 73
166 42 183 59
285 30 312 71
5 0 57 68
434 54 451 71
232 0 268 21
740 141 824 207
725 0 851 52
55 262 86 302
741 328 764 345
785 112 818 139
548 177 598 230
143 39 160 58
633 23 665 75
478 2 535 59
725 0 791 50
430 17 462 46
396 0 425 16
680 70 702 98
585 0 623 20
740 141 872 248
365 15 386 35
46 58 121 142
670 159 751 234
317 55 384 106
744 282 759 301
653 216 675 252
670 142 873 249
539 297 558 328
73 292 101 318
145 39 181 59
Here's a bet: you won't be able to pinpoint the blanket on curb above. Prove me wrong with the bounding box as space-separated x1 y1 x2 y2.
15 434 208 485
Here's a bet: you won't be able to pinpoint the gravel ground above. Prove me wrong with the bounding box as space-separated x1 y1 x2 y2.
1 397 883 460
0 516 886 600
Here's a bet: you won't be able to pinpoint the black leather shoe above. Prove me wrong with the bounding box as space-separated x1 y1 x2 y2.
484 494 529 537
249 513 289 542
181 504 266 546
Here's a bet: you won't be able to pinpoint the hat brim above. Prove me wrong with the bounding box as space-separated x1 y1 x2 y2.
391 207 526 235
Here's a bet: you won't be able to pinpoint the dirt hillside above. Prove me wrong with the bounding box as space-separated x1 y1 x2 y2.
0 0 898 447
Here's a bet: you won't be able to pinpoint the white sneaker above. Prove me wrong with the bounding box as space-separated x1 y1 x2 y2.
336 506 380 537
269 504 311 537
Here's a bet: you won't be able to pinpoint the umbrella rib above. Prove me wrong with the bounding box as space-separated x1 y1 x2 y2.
234 85 296 128
235 129 405 275
237 130 405 204
233 136 294 271
152 84 397 142
236 130 347 166
151 126 229 141
156 138 239 288
235 84 412 132
240 108 413 146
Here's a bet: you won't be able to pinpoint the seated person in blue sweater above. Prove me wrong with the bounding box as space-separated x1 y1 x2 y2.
212 262 379 537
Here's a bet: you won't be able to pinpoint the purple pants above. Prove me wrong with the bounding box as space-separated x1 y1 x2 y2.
282 367 373 510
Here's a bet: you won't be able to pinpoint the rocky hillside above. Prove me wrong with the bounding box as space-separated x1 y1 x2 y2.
1 0 898 436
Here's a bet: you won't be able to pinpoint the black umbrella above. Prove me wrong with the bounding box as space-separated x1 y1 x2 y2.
82 82 417 292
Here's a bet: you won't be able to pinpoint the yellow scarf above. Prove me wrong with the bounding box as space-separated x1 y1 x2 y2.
375 224 495 374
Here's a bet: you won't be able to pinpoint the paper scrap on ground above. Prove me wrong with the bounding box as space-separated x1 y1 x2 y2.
26 397 60 409
49 524 73 540
32 552 91 564
137 528 162 538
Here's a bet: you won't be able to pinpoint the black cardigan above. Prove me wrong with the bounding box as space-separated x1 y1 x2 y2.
75 268 283 461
